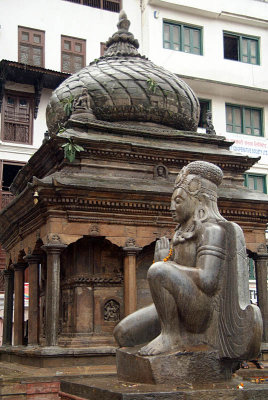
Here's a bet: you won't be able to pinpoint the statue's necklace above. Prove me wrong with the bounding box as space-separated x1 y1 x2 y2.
173 222 196 244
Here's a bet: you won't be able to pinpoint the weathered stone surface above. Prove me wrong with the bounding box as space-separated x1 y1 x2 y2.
60 376 268 400
116 346 233 384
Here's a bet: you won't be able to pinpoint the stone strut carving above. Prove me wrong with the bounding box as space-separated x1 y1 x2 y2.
114 161 263 384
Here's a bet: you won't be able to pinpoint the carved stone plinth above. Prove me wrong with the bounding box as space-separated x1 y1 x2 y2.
116 346 233 385
60 376 268 400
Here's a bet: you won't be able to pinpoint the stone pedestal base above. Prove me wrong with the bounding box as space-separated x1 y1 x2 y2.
117 346 233 385
60 376 268 400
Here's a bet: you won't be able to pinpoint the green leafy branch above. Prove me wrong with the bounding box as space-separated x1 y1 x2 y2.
147 77 158 94
62 138 84 163
60 94 75 117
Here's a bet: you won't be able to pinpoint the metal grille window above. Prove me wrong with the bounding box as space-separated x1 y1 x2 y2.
1 92 33 144
223 32 259 65
244 174 267 193
61 35 86 74
226 104 262 136
18 27 45 67
163 21 202 55
64 0 121 12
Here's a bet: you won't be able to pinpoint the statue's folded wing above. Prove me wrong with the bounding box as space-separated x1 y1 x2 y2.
218 222 263 360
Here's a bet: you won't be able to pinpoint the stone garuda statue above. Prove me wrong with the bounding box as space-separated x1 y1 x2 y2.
114 161 263 384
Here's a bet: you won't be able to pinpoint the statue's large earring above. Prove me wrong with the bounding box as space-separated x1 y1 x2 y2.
198 207 206 220
195 203 207 221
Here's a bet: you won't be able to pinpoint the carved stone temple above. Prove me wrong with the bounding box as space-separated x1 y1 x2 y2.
0 11 267 372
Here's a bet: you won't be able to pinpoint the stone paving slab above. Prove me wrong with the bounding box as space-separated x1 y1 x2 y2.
0 361 116 382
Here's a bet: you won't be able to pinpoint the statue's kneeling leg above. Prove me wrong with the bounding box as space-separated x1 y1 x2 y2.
113 303 160 347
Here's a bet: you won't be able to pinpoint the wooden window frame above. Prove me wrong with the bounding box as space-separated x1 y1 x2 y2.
163 20 203 55
244 173 267 194
1 90 34 145
0 160 25 209
63 0 121 13
18 26 45 67
223 31 260 65
61 35 86 74
226 103 263 136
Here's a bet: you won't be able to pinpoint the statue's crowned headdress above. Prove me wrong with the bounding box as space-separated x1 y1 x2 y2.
175 161 223 201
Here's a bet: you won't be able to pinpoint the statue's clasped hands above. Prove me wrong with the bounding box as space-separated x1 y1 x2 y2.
154 237 172 263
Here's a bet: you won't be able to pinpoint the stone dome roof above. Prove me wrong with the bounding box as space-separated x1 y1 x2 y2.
46 11 200 134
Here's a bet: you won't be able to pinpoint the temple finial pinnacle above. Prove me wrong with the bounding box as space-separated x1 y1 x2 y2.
117 9 130 32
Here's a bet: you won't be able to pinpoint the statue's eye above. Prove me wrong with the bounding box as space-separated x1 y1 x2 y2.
175 197 182 204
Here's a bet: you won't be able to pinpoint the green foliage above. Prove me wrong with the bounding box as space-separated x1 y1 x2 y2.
61 138 84 163
147 77 158 93
57 123 66 135
60 95 75 117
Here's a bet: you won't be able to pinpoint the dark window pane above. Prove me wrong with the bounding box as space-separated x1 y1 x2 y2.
224 35 239 60
19 99 28 106
2 164 23 191
7 97 15 105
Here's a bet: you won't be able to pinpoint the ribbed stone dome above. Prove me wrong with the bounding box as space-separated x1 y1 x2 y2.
46 11 200 134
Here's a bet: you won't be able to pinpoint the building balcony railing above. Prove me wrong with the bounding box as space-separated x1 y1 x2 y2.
64 0 121 12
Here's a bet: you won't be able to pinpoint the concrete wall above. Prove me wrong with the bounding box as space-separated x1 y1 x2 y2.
145 0 268 176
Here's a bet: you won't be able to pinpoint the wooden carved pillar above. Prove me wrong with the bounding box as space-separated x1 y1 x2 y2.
2 268 14 345
24 241 43 346
123 239 141 317
42 235 67 346
13 252 27 346
255 245 268 343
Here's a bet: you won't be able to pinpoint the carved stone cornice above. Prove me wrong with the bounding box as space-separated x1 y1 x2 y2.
61 274 123 288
